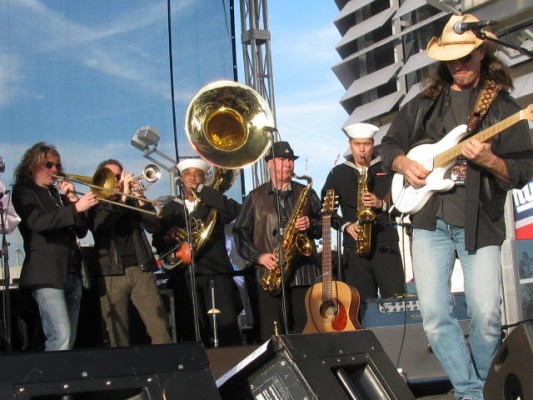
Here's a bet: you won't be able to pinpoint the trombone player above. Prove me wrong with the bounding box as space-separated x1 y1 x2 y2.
152 158 242 347
12 142 98 351
87 159 171 347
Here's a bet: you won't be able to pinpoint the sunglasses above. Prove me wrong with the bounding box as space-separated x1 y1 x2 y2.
114 174 122 181
446 53 474 64
44 161 62 169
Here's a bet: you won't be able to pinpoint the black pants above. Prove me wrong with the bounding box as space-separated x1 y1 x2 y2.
343 241 405 300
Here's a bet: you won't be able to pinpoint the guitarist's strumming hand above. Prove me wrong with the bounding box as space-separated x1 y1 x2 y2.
258 253 277 270
461 138 511 183
393 155 430 187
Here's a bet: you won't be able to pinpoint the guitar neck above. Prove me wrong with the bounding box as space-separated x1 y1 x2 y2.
322 215 333 300
434 109 524 168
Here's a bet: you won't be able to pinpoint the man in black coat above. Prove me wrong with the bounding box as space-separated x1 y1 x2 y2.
322 123 405 300
13 142 98 351
88 159 171 347
153 158 242 347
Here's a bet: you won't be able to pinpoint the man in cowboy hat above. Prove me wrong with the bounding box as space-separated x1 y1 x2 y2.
321 123 405 301
233 141 322 342
380 14 533 400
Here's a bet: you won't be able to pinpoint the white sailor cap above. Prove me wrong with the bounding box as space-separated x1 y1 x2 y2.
177 158 210 174
343 123 379 139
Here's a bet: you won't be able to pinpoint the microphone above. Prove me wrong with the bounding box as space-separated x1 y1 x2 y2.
453 20 497 34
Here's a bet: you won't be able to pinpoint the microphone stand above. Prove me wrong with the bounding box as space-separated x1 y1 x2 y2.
176 180 202 343
0 205 12 353
268 133 290 336
472 28 533 58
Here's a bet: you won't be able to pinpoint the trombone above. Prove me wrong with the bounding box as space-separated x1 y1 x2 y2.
55 167 162 218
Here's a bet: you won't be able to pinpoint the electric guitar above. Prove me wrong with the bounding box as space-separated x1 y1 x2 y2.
303 189 363 333
391 104 533 215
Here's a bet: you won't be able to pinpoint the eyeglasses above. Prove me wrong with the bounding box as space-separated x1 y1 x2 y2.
44 161 62 169
446 53 474 64
114 174 122 181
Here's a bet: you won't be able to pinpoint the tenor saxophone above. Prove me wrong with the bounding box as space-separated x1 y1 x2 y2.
355 166 376 256
261 174 315 295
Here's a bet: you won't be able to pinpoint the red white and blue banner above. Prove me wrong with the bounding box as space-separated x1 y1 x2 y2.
513 179 533 240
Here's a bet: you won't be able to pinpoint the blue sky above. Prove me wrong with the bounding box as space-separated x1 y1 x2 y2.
0 1 348 262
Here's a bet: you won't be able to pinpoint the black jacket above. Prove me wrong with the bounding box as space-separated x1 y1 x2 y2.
380 87 533 250
12 182 88 289
87 200 160 275
152 185 241 275
321 155 399 250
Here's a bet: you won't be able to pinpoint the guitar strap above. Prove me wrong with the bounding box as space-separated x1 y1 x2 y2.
466 79 501 134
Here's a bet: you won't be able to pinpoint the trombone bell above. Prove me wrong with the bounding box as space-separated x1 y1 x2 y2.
185 80 275 169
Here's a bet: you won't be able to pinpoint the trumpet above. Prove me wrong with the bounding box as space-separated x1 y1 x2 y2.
133 164 161 189
55 168 162 218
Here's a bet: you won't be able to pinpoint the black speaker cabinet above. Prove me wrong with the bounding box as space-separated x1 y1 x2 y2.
217 330 416 400
485 321 533 400
0 343 221 399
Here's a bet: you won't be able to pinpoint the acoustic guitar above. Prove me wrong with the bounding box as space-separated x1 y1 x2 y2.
303 189 363 333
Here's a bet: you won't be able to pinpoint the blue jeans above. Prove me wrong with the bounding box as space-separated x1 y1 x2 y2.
33 273 82 351
412 219 502 400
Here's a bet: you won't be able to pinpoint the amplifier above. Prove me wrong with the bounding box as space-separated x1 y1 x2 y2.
360 292 468 328
358 292 470 394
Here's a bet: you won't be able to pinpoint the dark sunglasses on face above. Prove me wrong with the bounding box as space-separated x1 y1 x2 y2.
114 174 122 181
446 53 473 64
44 161 62 169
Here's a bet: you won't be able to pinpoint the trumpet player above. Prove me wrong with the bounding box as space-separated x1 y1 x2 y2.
152 158 242 347
87 159 171 347
12 142 98 351
321 123 405 301
233 141 322 342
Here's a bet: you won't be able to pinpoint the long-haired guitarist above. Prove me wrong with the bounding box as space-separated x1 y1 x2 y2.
379 14 533 400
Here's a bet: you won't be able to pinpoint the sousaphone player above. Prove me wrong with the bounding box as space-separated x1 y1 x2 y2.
152 158 242 347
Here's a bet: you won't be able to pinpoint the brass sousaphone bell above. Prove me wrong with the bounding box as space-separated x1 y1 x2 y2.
161 81 275 269
184 80 275 169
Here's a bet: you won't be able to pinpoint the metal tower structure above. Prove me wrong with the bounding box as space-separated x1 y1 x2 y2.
239 0 276 187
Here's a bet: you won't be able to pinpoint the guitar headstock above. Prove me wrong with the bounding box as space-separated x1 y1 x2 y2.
524 104 533 121
322 189 338 216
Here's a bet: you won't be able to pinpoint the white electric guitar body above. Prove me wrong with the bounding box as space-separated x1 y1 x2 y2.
391 105 533 215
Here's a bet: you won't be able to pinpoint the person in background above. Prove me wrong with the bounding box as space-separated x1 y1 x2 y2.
0 178 21 235
88 159 171 347
379 14 533 400
233 141 322 342
12 142 97 351
321 123 405 300
153 158 242 347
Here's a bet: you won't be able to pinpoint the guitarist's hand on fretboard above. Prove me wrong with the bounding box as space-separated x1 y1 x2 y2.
394 155 430 187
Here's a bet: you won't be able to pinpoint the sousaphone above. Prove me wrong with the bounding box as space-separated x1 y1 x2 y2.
162 81 275 270
184 80 275 169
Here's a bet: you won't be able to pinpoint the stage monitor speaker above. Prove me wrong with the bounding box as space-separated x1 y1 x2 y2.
484 321 533 400
0 343 221 399
217 330 416 400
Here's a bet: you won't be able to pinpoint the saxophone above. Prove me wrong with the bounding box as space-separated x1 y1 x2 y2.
355 166 376 256
261 174 315 295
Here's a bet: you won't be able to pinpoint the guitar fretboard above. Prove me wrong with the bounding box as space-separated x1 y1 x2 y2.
434 109 524 168
322 214 333 301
